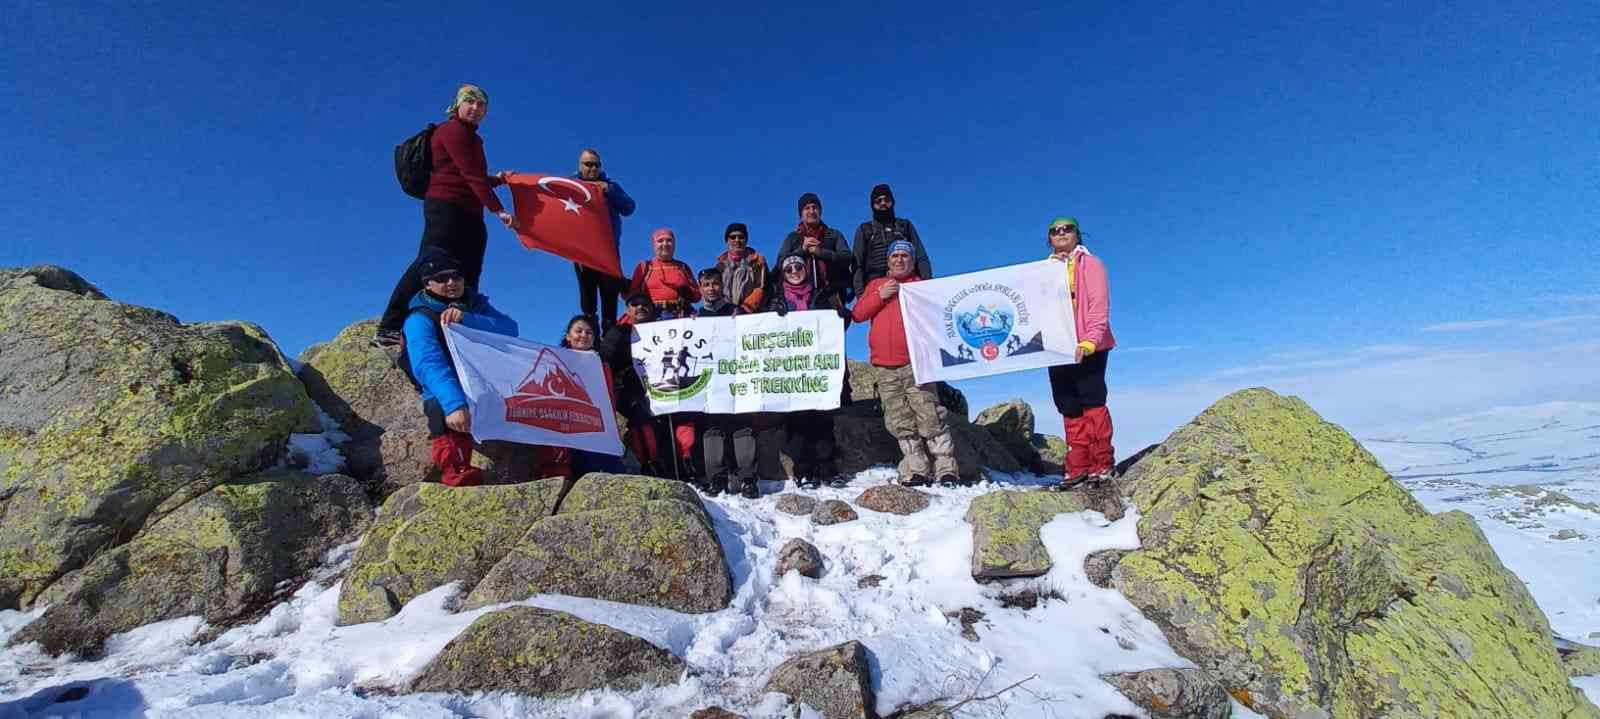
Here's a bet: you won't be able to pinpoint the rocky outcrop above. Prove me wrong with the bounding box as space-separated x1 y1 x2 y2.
1102 668 1231 719
974 399 1037 468
775 538 824 579
1559 640 1600 678
854 485 931 515
1083 548 1128 589
833 362 1016 480
411 606 682 696
339 474 730 625
14 471 371 655
812 499 859 526
764 640 877 719
1114 388 1599 719
296 320 432 498
0 266 319 610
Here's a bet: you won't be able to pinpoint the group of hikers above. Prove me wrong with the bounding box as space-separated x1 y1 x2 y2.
379 83 1118 497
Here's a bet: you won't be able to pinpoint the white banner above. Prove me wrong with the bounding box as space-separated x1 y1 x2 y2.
444 324 625 456
630 309 846 414
898 259 1080 384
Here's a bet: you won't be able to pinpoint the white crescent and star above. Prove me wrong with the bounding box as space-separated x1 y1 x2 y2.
536 176 594 214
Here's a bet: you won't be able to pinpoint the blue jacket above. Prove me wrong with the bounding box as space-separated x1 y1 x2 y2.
404 290 519 415
569 171 635 246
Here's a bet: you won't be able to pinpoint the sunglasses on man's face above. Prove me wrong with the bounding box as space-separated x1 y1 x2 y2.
428 271 463 283
1049 225 1078 236
872 196 892 204
581 161 601 168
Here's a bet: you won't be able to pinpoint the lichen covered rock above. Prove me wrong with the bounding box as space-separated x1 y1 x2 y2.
15 471 371 654
812 499 859 526
1102 667 1231 719
410 606 682 696
963 490 1085 580
775 493 818 516
974 399 1037 468
763 640 877 719
463 497 729 612
337 480 562 625
0 266 318 609
775 538 824 579
1115 388 1599 719
296 319 431 498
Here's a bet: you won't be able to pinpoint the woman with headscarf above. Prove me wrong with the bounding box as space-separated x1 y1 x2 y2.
628 228 700 319
1043 216 1117 489
377 84 520 346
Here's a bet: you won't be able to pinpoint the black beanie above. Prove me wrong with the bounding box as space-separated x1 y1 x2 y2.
725 222 748 238
797 192 821 214
415 247 463 281
870 183 894 204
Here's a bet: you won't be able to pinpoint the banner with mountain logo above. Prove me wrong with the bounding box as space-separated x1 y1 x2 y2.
630 309 846 414
897 259 1080 383
444 323 625 456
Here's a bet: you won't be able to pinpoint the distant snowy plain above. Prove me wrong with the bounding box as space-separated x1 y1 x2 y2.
2 401 1596 718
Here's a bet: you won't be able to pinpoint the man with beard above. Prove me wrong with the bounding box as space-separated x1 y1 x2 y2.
851 184 932 299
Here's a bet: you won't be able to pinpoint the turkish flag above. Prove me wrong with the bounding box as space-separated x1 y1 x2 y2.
506 173 623 278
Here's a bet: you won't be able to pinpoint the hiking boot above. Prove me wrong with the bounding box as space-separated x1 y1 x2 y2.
740 477 761 499
1048 474 1091 492
1090 470 1116 484
902 473 931 488
826 475 850 489
792 475 812 491
937 473 961 488
705 473 727 497
371 329 404 349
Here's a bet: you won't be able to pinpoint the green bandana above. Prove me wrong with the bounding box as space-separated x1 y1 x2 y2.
1048 215 1080 231
445 84 489 119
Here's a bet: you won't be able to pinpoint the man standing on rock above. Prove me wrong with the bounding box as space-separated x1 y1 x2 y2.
572 148 635 332
851 241 959 487
400 248 519 487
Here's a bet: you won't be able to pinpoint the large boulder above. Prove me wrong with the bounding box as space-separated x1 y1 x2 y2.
0 266 319 609
14 471 371 655
337 480 564 625
964 490 1084 580
763 640 877 719
462 498 730 612
974 399 1037 468
340 474 730 625
1115 388 1599 719
411 606 682 696
296 319 431 498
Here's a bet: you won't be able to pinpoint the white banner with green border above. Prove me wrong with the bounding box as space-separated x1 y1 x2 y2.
629 309 846 414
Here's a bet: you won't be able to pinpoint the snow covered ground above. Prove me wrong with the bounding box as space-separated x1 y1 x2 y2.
1 401 1595 717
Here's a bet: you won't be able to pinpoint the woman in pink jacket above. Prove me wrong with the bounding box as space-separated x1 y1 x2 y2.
1045 216 1117 489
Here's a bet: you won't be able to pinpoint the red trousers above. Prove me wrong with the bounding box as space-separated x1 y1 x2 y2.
430 430 483 487
1063 406 1115 478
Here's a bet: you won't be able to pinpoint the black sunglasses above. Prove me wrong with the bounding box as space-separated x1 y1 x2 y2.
1049 225 1078 236
427 270 463 283
581 161 601 168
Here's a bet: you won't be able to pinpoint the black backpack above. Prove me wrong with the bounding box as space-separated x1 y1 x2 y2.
394 124 436 199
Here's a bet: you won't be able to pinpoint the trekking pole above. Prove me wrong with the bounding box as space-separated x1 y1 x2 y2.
667 415 681 483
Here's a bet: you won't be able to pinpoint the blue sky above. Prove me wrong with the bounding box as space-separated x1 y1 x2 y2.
4 1 1597 448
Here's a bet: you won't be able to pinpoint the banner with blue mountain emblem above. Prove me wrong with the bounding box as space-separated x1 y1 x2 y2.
897 259 1079 383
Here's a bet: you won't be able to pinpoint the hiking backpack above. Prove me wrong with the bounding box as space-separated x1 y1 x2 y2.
394 124 437 199
394 306 447 393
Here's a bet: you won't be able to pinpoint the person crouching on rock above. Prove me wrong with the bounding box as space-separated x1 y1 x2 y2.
1044 216 1117 490
851 241 959 487
769 253 851 489
401 248 519 487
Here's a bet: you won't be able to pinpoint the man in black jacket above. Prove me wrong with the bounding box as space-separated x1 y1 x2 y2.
777 193 855 304
852 183 932 299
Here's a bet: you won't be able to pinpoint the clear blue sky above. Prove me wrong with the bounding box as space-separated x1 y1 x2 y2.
5 1 1597 446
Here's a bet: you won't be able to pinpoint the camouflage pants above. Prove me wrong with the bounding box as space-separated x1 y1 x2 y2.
878 364 958 480
878 364 947 439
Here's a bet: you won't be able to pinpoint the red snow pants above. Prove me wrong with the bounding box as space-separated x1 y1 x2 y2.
430 430 483 487
1048 350 1115 478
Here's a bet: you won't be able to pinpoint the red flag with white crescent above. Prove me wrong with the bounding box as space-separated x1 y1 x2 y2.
506 173 623 278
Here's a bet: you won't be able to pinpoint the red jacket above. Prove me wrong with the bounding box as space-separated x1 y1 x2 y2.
425 118 505 213
629 259 700 312
852 274 922 368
